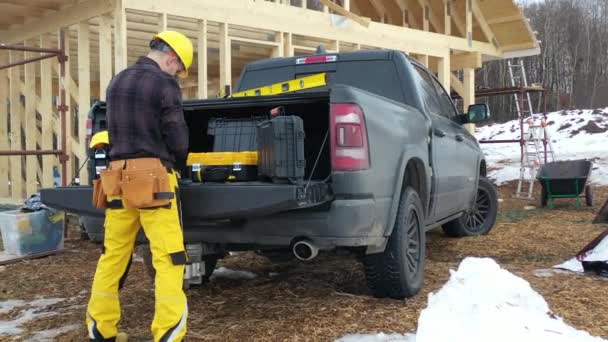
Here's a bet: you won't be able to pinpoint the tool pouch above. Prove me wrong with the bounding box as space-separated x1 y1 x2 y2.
119 158 174 209
99 168 122 196
92 178 108 209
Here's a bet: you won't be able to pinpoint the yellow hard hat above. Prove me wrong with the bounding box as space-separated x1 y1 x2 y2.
89 131 109 149
153 31 194 79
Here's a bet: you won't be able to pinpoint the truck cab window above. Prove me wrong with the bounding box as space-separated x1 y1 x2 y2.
431 77 458 119
412 65 443 117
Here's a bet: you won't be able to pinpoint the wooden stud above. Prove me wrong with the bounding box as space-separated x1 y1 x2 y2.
0 52 9 197
395 0 418 29
24 40 38 196
422 4 429 31
463 67 475 133
99 14 112 101
78 21 91 184
343 0 350 11
368 0 386 23
471 0 498 46
40 35 55 189
62 30 74 183
417 55 429 67
158 12 168 32
319 0 370 27
197 19 208 99
8 51 23 199
437 54 450 93
272 32 284 58
466 0 473 48
284 32 294 57
444 0 451 35
114 0 128 73
219 23 231 89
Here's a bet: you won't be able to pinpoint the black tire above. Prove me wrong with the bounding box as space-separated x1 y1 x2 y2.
541 186 548 208
585 186 593 207
442 176 498 237
363 187 426 299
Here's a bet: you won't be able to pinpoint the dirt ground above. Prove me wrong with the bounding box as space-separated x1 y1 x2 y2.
1 182 608 341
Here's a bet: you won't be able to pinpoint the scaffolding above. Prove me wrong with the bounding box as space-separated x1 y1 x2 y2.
0 31 69 188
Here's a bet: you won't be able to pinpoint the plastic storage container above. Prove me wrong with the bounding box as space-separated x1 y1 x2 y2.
208 116 268 152
257 116 306 181
187 151 258 182
0 210 64 257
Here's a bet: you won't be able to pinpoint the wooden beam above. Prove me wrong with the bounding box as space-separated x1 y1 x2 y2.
197 19 208 99
99 14 112 101
463 67 475 134
114 0 128 73
272 32 284 58
444 0 451 35
437 55 450 92
450 73 464 98
394 0 418 28
466 0 473 48
219 22 231 89
0 0 114 44
123 0 502 57
486 14 523 25
416 55 429 67
24 41 38 196
368 0 387 23
319 0 370 27
451 52 481 71
78 22 90 184
471 0 497 46
40 35 55 189
0 52 9 197
284 32 293 57
415 0 442 32
450 1 466 37
8 51 23 199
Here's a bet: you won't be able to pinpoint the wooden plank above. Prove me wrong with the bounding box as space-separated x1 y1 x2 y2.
61 31 73 184
123 0 501 57
0 0 114 44
417 55 429 68
272 32 284 58
24 41 38 196
450 73 464 98
368 0 387 23
444 0 451 35
231 37 281 47
284 32 293 57
0 52 9 197
158 12 168 31
466 0 473 48
450 0 466 37
471 0 497 45
78 22 90 185
487 14 523 25
99 14 112 101
319 0 370 27
40 35 55 189
394 0 418 28
8 51 23 199
451 52 481 71
197 19 208 99
219 22 231 89
463 67 475 134
114 0 128 73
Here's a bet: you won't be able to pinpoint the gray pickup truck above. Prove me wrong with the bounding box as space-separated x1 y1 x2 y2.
41 49 498 299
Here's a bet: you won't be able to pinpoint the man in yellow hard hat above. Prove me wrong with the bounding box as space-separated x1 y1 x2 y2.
86 31 193 342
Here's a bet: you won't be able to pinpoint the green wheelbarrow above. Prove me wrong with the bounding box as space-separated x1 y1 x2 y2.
538 159 593 209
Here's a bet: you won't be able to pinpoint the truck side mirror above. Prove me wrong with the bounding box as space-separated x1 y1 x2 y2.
466 104 490 123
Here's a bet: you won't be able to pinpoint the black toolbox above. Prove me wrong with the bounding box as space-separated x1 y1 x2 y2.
257 116 306 182
208 116 268 152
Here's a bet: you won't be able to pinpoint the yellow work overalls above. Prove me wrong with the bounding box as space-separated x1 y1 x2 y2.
87 158 188 342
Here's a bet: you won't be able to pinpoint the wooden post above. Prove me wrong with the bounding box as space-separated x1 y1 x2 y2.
423 5 429 31
272 32 284 58
438 54 450 92
24 40 38 196
158 13 168 32
417 55 429 68
78 22 91 184
343 0 350 11
0 52 9 196
219 23 231 89
198 19 208 99
444 0 451 35
40 35 54 189
284 32 293 57
466 0 472 47
114 0 128 74
62 30 73 183
99 14 112 101
9 50 23 199
463 67 475 134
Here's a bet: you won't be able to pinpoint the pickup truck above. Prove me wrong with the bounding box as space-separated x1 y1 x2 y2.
41 49 498 299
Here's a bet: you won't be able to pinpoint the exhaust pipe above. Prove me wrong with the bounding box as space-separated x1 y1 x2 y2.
292 240 319 261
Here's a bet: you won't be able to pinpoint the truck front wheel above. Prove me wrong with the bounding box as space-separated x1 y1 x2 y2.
442 176 498 237
363 187 426 299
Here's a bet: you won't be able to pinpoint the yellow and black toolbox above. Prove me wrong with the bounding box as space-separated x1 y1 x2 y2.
186 151 258 182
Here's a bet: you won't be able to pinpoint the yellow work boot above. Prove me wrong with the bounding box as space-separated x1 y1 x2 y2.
116 332 128 342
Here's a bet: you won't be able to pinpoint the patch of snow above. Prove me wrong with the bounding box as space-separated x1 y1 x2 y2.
476 109 608 185
415 257 605 342
210 267 257 280
336 333 416 342
533 269 558 277
0 297 65 336
29 324 80 341
555 233 608 273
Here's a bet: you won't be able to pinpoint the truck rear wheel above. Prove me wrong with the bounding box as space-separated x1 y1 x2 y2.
442 176 498 237
363 187 425 299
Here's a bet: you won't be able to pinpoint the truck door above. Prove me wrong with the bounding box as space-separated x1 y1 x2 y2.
429 74 479 212
411 66 461 220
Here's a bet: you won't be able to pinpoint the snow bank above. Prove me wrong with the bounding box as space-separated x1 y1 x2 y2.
416 257 605 342
555 233 608 273
475 108 608 185
210 267 257 280
30 324 80 341
338 258 605 342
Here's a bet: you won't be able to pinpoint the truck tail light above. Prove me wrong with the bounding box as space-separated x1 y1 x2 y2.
330 103 370 171
295 55 337 65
